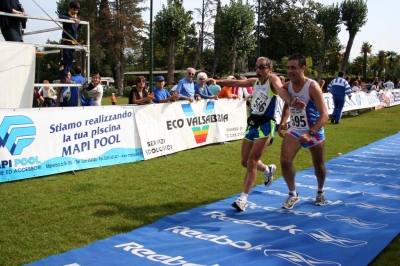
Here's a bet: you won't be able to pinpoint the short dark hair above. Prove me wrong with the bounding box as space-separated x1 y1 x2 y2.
74 66 82 74
69 0 80 9
338 72 345 77
288 53 306 67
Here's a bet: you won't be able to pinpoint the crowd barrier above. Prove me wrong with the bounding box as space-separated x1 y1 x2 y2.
1 89 399 183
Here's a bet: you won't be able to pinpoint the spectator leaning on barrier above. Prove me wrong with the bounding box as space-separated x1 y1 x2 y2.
327 71 352 124
153 76 180 103
231 75 251 100
371 81 380 92
217 76 239 99
175 68 199 102
129 76 154 104
208 78 222 95
351 81 361 93
195 72 218 100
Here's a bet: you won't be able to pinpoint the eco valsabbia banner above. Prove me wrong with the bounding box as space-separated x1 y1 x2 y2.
133 100 247 160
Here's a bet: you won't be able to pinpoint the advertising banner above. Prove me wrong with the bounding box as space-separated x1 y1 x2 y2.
133 99 247 160
0 107 143 182
323 91 381 114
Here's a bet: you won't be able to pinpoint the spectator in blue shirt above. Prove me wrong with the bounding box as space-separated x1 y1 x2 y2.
327 71 352 124
194 72 218 100
175 67 200 102
153 76 180 103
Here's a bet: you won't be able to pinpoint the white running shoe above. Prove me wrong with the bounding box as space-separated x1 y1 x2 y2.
315 191 326 206
282 192 300 210
231 198 246 211
264 164 276 187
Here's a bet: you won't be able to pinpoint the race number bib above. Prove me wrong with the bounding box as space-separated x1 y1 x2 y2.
251 90 270 115
289 108 309 130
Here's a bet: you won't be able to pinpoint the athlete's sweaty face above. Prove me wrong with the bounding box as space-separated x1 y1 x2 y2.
255 59 271 81
287 59 305 84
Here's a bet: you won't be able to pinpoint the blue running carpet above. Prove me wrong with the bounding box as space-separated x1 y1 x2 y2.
26 133 400 266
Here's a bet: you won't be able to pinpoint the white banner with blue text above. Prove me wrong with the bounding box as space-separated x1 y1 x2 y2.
0 106 143 182
132 99 247 160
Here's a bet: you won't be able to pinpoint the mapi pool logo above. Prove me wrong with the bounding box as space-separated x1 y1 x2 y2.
0 116 36 155
181 102 215 144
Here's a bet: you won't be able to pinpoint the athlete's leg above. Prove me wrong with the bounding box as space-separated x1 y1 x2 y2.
241 137 271 194
280 134 302 191
309 141 326 189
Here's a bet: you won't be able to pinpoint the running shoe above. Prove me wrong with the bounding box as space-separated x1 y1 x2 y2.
282 192 300 209
315 191 326 206
232 198 246 211
264 164 277 187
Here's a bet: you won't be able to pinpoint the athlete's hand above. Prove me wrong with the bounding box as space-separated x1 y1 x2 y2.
291 97 306 109
206 78 216 85
299 132 312 144
278 124 288 138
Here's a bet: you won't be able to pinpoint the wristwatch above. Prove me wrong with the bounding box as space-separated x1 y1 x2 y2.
308 130 315 137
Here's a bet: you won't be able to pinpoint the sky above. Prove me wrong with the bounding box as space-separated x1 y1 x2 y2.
3 0 398 60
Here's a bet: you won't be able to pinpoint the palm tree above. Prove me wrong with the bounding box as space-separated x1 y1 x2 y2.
386 51 397 77
360 42 372 79
376 50 387 79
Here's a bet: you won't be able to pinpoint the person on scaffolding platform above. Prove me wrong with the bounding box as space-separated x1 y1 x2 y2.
59 0 81 83
0 0 28 42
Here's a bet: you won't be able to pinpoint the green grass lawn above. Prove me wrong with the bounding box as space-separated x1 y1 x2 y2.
0 102 399 266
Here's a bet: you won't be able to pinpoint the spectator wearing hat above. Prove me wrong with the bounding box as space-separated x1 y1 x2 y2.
217 76 239 99
153 76 180 103
175 67 200 102
195 72 218 100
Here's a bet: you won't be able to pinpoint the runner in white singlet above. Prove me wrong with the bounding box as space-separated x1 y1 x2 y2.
278 53 329 210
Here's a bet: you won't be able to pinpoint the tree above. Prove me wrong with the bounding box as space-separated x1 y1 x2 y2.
211 0 223 78
258 0 322 62
386 51 397 78
56 0 147 95
36 40 62 83
326 38 345 77
219 0 256 75
360 42 372 80
376 50 387 78
315 3 341 82
154 0 194 84
193 0 218 69
340 0 368 73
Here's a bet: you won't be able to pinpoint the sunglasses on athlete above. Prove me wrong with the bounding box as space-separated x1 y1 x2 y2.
255 65 269 70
